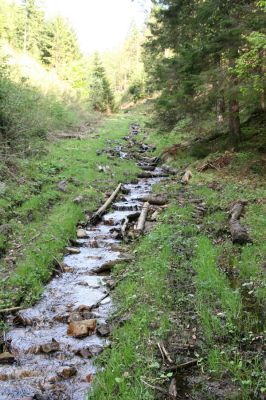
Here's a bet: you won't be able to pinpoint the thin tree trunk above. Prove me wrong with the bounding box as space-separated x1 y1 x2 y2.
228 58 241 149
217 96 225 123
259 49 265 112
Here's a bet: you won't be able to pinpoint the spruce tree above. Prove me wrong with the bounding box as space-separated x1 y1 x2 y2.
89 53 115 112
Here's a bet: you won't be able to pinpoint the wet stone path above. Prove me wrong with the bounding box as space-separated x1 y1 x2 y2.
0 125 165 400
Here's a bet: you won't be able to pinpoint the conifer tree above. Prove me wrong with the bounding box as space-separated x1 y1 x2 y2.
89 53 115 112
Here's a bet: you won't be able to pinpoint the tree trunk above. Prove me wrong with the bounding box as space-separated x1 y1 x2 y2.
259 49 265 112
217 96 225 123
228 58 241 149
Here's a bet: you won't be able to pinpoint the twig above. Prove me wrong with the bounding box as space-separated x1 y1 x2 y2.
91 183 122 224
159 342 174 364
157 342 165 363
166 359 198 372
141 378 169 395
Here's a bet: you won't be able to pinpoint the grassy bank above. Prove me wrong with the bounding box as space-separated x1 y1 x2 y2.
90 106 266 399
0 113 140 313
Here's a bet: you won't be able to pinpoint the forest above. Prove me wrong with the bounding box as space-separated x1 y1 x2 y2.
0 0 265 399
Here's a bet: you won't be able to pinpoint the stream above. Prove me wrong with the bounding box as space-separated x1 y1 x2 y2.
0 127 164 400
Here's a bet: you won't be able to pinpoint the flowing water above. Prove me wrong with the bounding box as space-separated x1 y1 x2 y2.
0 173 162 400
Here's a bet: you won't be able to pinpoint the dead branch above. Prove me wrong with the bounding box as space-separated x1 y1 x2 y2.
229 202 250 244
166 359 198 372
138 196 168 206
136 202 149 233
91 183 122 223
159 342 174 364
141 378 169 396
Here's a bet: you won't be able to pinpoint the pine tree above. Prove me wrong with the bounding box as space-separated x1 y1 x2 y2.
89 53 115 112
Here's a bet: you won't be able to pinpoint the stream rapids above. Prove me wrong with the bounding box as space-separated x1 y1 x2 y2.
0 128 164 400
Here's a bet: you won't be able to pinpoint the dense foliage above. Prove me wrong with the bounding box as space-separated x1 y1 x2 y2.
144 0 266 146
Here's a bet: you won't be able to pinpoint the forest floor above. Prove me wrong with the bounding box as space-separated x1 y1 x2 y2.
0 102 265 399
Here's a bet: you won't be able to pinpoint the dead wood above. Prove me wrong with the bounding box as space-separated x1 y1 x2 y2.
0 307 22 314
138 171 168 179
91 183 122 223
197 151 233 172
229 202 250 244
136 202 149 233
141 378 170 396
158 342 173 364
138 196 168 206
169 378 178 398
166 359 198 372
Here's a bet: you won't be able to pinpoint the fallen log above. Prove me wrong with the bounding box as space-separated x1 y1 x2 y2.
138 196 168 206
136 202 149 233
91 183 122 223
138 171 168 179
229 202 250 244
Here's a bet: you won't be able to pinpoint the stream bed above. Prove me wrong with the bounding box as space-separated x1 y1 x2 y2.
0 172 162 400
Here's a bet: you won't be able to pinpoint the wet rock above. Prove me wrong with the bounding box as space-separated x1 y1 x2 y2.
97 323 110 337
57 366 77 379
61 264 74 273
67 312 83 323
65 247 81 254
76 304 92 313
39 339 60 354
0 351 15 364
67 319 96 338
0 373 9 381
75 344 103 358
76 229 87 238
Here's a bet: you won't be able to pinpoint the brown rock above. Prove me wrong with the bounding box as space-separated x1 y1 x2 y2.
57 366 77 379
0 351 15 364
67 319 96 338
66 247 81 254
39 339 60 354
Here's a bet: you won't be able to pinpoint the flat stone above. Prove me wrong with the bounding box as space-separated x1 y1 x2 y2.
39 339 60 354
57 366 77 379
97 323 110 337
0 351 15 364
67 319 96 338
66 247 81 254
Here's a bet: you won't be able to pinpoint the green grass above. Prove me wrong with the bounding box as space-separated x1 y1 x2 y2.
90 108 265 399
0 112 140 309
